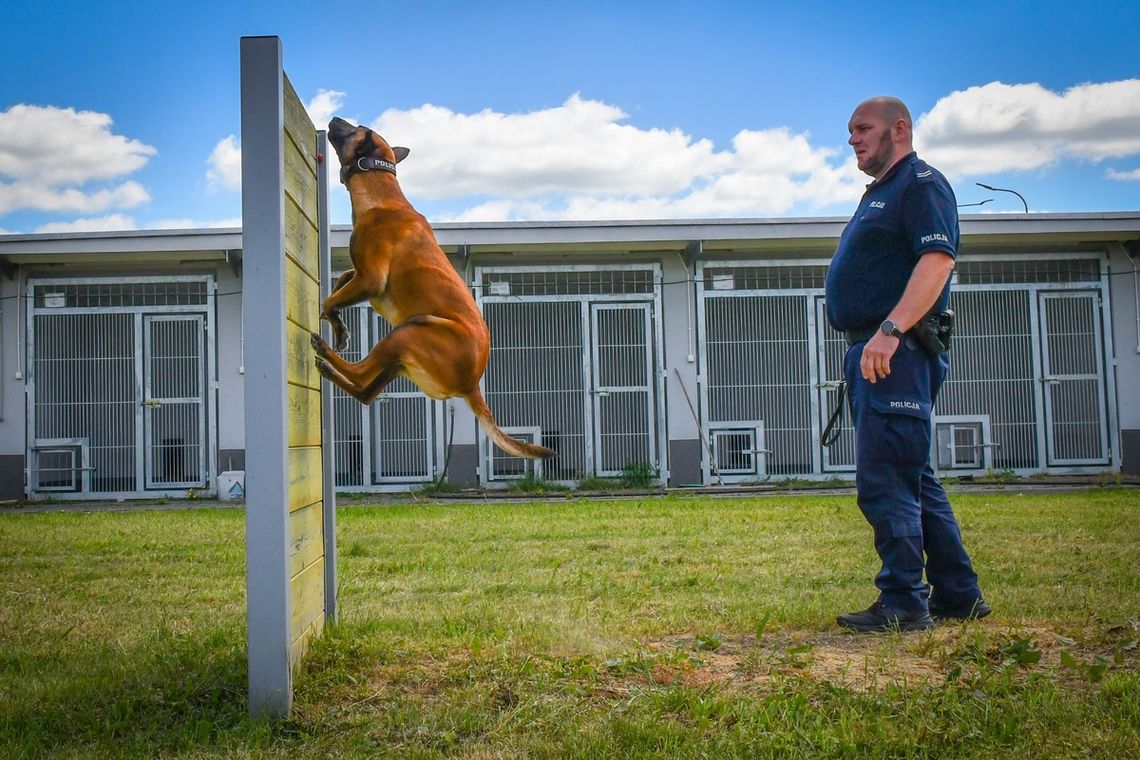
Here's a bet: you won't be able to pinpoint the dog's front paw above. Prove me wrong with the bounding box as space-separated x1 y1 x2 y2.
310 331 330 357
334 329 351 353
314 355 334 378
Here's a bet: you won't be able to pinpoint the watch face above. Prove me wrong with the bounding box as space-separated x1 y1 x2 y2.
881 320 900 337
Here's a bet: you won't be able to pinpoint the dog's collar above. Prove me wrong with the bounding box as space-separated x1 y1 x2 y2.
340 156 397 184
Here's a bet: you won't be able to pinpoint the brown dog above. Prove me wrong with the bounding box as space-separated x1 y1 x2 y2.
310 117 555 460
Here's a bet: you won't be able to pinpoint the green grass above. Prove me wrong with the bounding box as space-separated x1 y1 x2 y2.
1 489 1138 758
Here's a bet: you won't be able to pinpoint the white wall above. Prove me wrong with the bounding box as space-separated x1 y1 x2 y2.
658 252 700 443
215 263 246 463
1109 244 1140 433
0 271 27 456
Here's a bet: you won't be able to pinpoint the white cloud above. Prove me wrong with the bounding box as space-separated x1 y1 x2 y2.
206 135 242 192
0 180 149 215
307 89 346 131
34 214 137 234
205 89 349 196
0 104 156 216
1107 167 1140 181
374 94 729 199
916 79 1140 176
378 95 867 221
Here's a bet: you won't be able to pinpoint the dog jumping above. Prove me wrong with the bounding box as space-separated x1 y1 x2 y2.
310 117 555 460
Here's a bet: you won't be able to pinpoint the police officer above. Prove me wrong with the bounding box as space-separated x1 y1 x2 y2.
825 96 989 632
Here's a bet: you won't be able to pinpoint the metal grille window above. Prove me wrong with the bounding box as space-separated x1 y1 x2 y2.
956 258 1099 285
710 424 767 477
34 281 208 308
481 268 654 297
32 440 88 492
702 265 828 291
933 418 993 470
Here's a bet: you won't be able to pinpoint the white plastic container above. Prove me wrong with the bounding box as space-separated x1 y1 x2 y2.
217 470 245 501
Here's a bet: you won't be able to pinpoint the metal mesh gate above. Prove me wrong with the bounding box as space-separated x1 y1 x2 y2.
701 293 815 479
591 304 655 475
329 303 442 488
27 278 213 497
483 299 585 480
478 265 664 484
144 315 206 488
1039 291 1109 464
938 289 1039 469
697 258 1114 482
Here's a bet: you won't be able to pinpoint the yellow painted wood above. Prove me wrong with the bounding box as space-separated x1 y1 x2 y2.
285 260 320 332
285 199 320 280
285 320 321 390
288 501 324 578
288 446 323 513
288 557 325 657
287 384 322 448
284 140 318 230
289 615 325 670
283 75 318 166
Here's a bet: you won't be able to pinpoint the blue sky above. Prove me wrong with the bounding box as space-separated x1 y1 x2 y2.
2 0 1139 234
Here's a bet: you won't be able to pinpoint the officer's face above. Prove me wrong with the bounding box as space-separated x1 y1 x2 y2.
848 106 896 179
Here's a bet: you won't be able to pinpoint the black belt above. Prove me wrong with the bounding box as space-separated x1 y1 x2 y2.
843 326 877 346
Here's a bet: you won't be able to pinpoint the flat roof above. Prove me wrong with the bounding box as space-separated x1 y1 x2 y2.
1 212 1138 262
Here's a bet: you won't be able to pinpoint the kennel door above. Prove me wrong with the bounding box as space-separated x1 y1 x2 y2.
1038 291 1109 465
590 302 655 477
143 314 208 489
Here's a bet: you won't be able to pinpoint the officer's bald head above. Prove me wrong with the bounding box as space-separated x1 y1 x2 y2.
856 96 913 130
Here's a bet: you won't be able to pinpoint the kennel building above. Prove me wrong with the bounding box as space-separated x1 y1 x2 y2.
1 213 1138 500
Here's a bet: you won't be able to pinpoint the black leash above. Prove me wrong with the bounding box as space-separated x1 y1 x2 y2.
821 381 848 447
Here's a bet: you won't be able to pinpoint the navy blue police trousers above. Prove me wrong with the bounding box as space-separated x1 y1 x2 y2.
843 338 981 614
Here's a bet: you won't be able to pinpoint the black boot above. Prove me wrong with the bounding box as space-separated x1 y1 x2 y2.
838 600 935 633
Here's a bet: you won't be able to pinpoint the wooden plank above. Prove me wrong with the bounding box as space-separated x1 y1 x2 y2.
284 140 318 231
285 199 319 279
289 615 325 670
288 501 324 578
288 446 323 513
285 260 320 332
288 558 325 657
283 75 317 166
287 384 322 448
285 319 321 390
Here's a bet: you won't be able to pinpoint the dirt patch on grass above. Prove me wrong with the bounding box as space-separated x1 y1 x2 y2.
647 620 1138 693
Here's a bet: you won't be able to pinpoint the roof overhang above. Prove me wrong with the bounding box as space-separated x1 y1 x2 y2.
1 213 1138 269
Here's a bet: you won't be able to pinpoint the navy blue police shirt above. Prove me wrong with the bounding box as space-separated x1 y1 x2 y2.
825 152 959 332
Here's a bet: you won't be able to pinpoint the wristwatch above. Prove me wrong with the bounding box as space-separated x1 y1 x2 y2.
880 319 903 338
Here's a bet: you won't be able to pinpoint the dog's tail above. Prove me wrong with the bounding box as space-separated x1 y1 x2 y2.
463 389 556 460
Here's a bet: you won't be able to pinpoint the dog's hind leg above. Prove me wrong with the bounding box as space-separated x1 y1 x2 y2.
311 327 408 405
312 315 473 405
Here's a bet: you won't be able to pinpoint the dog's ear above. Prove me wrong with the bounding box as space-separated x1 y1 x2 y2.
392 146 410 163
